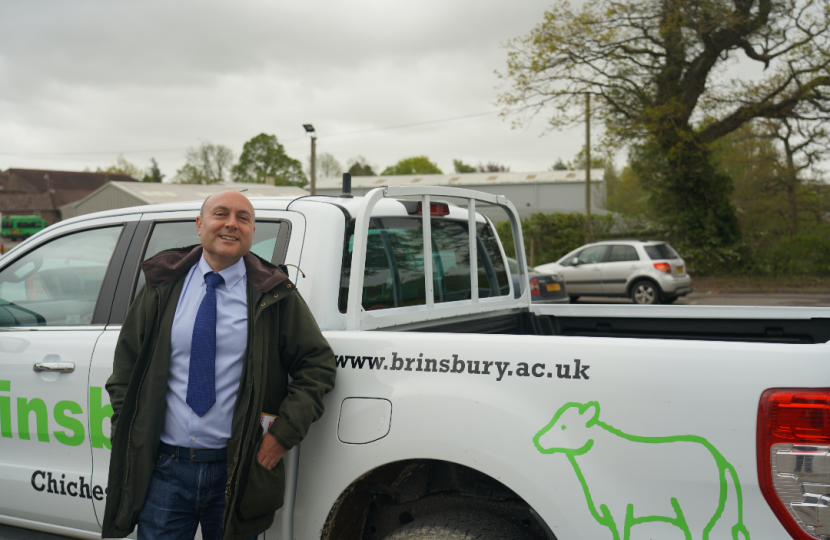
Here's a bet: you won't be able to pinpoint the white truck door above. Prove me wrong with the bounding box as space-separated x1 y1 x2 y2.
0 218 135 533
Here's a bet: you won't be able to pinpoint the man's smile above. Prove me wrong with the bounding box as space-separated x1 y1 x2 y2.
218 235 239 241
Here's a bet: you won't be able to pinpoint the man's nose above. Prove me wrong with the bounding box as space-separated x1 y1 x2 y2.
224 214 238 228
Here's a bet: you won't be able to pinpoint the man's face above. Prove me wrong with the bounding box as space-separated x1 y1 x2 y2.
196 191 256 271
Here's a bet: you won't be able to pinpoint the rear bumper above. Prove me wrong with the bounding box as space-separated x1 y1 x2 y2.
656 274 692 295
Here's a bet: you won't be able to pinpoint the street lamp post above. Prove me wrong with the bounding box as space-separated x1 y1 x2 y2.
303 124 316 195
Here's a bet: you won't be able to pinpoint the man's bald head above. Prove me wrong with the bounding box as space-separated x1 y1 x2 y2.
196 190 257 272
200 190 255 219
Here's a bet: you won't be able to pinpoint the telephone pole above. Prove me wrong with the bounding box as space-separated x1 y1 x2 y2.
585 94 591 216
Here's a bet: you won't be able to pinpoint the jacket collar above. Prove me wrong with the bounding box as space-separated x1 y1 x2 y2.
141 245 289 293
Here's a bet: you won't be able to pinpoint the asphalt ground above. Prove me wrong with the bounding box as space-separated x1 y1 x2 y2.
578 291 830 307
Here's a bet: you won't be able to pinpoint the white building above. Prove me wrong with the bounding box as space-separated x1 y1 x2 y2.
315 170 605 222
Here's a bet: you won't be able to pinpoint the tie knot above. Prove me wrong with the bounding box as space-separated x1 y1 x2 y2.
205 272 225 289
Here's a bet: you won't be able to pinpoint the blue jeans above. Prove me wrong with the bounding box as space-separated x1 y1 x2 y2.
137 449 255 540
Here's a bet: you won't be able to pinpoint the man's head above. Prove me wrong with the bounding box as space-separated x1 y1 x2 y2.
196 190 256 272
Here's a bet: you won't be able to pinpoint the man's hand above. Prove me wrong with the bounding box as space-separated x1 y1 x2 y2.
257 432 287 470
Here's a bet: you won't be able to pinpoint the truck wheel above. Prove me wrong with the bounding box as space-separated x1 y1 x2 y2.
630 280 661 304
382 511 531 540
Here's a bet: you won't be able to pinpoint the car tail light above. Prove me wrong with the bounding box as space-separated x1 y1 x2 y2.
653 262 671 273
529 278 540 296
758 388 830 539
411 202 450 216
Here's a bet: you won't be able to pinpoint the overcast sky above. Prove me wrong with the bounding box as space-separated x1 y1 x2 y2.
0 0 596 179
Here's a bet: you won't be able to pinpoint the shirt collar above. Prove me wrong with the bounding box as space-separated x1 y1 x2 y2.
197 254 247 291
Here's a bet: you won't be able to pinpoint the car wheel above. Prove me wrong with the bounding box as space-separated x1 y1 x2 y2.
569 295 580 303
630 280 661 304
382 511 531 540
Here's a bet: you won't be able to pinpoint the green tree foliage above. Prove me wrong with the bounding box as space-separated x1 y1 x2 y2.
496 213 618 267
175 142 234 184
99 155 144 180
382 156 443 175
550 158 568 171
498 0 830 254
476 162 510 173
710 122 830 275
141 158 164 183
347 156 377 176
453 159 476 173
606 166 649 216
232 134 306 187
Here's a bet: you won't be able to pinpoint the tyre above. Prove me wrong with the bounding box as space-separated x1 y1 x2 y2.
382 511 531 540
569 295 580 303
630 280 661 304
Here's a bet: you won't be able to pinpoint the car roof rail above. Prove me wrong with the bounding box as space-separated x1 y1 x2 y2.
345 186 531 331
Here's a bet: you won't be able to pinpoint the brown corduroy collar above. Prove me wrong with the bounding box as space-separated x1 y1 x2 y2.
140 245 288 293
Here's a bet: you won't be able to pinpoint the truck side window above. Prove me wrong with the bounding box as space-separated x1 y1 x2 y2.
132 220 284 299
0 226 123 327
339 218 510 312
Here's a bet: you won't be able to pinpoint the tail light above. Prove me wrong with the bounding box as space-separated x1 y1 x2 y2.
529 278 540 296
653 262 671 273
758 388 830 539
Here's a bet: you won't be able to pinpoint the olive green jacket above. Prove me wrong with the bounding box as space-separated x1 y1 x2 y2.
102 245 336 540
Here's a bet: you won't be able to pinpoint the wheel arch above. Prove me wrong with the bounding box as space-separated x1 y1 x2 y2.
320 458 556 540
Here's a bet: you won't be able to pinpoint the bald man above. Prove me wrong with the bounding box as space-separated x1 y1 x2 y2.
103 190 336 540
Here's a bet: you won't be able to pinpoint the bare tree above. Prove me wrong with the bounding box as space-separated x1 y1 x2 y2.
311 152 343 179
760 118 829 234
176 142 235 184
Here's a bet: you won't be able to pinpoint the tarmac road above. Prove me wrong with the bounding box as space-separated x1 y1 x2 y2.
577 291 830 307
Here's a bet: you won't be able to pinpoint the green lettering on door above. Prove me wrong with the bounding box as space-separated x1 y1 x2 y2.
17 397 50 442
54 400 85 446
0 381 11 439
89 386 113 449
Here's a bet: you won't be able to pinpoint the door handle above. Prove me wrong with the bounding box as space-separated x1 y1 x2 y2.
33 362 75 373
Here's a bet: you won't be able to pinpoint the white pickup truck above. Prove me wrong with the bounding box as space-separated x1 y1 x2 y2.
1 186 828 540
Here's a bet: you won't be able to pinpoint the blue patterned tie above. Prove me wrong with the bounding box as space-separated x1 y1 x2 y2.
187 271 225 417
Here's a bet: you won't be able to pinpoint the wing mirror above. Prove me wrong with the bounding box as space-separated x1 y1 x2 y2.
571 257 580 266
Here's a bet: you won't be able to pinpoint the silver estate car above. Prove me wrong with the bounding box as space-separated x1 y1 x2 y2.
534 240 692 304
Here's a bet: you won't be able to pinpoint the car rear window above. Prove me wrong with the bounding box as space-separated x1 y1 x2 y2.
644 244 679 260
339 217 510 312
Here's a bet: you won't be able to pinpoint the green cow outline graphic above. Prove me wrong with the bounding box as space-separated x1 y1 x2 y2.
533 401 750 540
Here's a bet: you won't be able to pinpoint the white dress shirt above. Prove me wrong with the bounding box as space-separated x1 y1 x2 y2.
160 255 248 449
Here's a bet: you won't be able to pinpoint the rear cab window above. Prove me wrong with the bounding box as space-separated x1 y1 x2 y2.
132 220 286 299
339 216 510 312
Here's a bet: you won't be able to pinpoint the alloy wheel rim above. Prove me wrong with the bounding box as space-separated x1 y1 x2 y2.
635 285 655 304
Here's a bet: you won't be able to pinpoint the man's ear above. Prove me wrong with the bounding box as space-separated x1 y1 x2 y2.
196 215 203 236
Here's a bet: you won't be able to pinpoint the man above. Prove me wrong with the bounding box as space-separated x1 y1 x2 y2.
102 190 336 540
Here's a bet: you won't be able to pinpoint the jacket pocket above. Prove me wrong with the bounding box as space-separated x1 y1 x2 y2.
239 458 285 520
